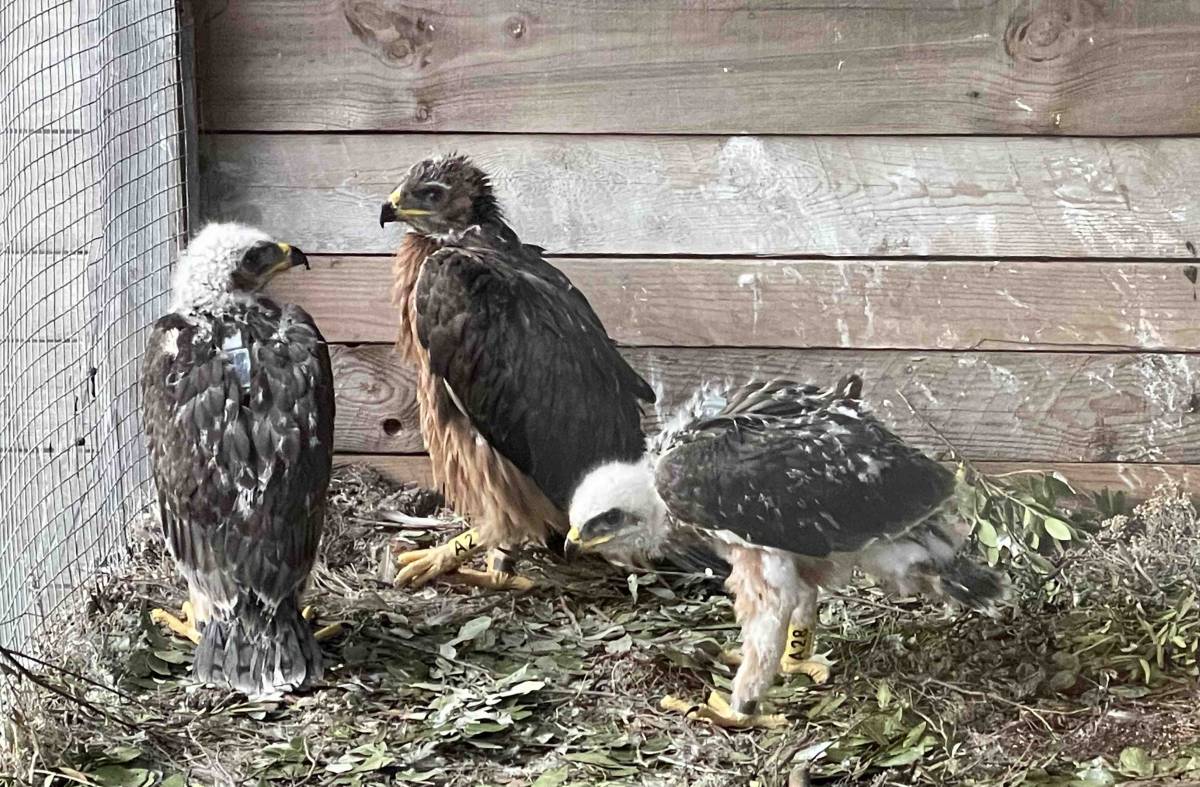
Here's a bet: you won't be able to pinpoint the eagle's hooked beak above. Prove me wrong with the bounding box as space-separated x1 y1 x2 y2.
380 188 433 227
278 242 310 271
564 527 582 559
564 526 613 559
379 200 398 228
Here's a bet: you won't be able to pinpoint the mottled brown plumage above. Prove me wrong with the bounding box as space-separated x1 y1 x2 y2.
392 233 564 551
380 154 662 588
142 223 333 696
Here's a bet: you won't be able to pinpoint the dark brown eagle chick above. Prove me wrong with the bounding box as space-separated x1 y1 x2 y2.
141 222 335 696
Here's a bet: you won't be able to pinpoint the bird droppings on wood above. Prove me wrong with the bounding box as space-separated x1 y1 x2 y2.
2 466 1197 785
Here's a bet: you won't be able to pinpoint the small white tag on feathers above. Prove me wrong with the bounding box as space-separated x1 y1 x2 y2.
222 333 251 388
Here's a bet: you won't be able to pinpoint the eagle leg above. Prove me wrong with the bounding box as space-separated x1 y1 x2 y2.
660 691 788 730
720 587 830 683
301 605 345 642
150 599 202 645
480 545 536 591
779 587 830 683
393 528 482 588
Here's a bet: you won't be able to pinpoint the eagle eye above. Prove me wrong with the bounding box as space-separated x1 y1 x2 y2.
586 507 626 534
414 185 445 204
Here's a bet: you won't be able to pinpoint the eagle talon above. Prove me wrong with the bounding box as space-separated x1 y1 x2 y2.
394 547 436 566
151 601 202 645
720 648 831 683
445 567 535 592
313 623 344 641
393 529 481 588
660 692 788 730
780 658 831 683
300 606 345 641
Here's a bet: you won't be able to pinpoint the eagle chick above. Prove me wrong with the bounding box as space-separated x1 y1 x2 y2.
568 376 1004 728
141 222 335 696
379 154 727 590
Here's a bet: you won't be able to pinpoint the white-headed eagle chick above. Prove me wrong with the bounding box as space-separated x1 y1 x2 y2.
379 154 727 590
567 376 1004 728
141 222 335 696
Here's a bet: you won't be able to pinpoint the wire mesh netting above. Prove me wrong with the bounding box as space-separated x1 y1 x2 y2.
0 0 185 649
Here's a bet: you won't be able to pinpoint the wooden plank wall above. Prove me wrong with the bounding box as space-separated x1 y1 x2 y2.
193 0 1200 497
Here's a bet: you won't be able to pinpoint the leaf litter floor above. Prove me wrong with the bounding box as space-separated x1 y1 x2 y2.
3 466 1198 786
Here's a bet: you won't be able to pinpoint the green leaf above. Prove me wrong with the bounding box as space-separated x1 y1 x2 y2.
454 616 493 644
1048 471 1076 497
152 648 187 665
87 766 155 787
159 776 187 787
494 680 545 698
102 746 143 764
531 766 570 787
875 681 892 709
1044 517 1073 541
874 746 926 767
564 752 622 768
974 519 998 548
1119 746 1155 777
1048 669 1078 692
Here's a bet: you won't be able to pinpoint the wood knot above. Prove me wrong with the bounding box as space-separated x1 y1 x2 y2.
343 0 436 66
1004 0 1101 64
505 15 526 39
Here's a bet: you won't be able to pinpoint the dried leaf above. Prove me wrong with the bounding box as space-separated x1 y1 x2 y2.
531 766 570 787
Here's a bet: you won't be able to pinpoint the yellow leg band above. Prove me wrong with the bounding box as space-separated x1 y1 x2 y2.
449 528 480 557
783 626 815 664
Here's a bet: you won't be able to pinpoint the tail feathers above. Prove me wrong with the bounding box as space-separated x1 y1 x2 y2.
859 517 1006 611
193 599 321 696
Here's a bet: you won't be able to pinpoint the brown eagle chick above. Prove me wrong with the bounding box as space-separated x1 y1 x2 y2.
380 155 724 591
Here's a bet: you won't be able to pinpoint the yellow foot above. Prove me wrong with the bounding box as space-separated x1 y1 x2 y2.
302 606 345 642
721 649 832 684
393 529 480 588
780 657 831 683
150 601 202 645
444 568 536 592
660 691 788 730
394 547 435 566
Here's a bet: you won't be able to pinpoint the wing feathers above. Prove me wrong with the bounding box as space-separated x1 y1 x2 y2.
657 378 953 557
415 244 652 508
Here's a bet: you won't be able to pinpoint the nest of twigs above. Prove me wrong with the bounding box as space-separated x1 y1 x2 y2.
0 469 1197 786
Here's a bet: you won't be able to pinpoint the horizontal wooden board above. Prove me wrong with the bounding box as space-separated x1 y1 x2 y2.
201 134 1200 259
194 0 1200 135
271 256 1200 351
337 453 1200 501
327 344 1200 463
